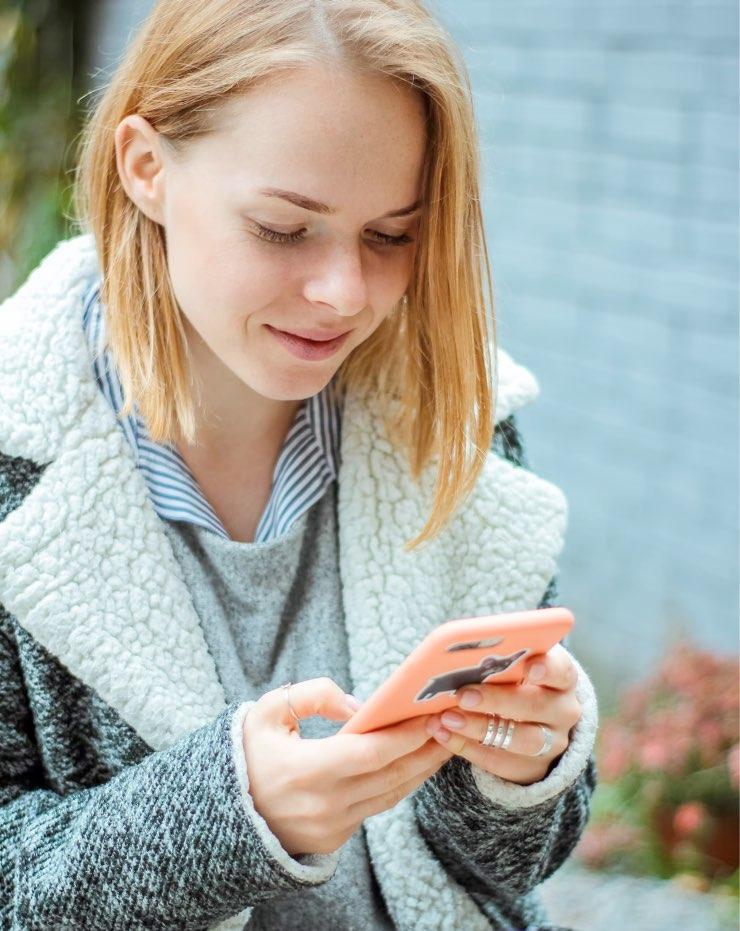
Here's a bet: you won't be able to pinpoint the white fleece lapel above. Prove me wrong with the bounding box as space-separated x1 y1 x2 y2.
337 383 567 930
0 236 227 749
0 234 572 931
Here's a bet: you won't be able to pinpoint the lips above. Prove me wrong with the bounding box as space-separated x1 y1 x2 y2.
265 324 352 361
274 327 351 342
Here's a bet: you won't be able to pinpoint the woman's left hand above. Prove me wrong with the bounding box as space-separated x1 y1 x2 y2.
424 643 583 786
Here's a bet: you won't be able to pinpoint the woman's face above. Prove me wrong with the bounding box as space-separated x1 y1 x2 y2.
116 63 428 404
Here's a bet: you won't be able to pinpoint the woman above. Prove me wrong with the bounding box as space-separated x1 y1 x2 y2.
0 1 598 929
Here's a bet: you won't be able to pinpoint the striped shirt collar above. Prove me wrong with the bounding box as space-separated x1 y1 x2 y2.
81 279 343 543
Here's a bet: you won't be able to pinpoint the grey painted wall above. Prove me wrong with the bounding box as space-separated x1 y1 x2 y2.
87 0 739 708
430 0 739 706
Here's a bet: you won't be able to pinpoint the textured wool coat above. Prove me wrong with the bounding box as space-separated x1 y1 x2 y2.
0 234 598 930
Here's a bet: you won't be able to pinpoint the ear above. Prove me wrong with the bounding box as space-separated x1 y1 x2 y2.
114 114 168 225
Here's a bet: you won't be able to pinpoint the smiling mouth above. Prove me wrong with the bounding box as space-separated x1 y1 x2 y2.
275 326 352 342
265 324 351 360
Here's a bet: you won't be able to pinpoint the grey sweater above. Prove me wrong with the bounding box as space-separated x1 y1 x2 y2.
160 481 394 931
0 418 593 931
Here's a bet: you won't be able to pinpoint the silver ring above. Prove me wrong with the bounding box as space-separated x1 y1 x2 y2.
533 724 553 757
480 715 517 751
281 681 301 727
500 719 516 751
491 717 515 750
480 715 498 747
491 716 507 748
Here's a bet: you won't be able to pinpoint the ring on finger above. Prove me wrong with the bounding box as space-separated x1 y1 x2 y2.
480 716 497 747
479 714 516 750
533 723 554 757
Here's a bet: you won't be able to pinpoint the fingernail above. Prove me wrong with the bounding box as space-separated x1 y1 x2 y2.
425 717 441 736
459 689 482 709
434 727 451 743
345 693 361 711
440 710 466 729
528 664 546 682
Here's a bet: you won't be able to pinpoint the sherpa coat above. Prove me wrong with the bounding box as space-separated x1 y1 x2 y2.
0 234 598 931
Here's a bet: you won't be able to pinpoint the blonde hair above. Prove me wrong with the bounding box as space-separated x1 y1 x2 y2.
72 0 497 550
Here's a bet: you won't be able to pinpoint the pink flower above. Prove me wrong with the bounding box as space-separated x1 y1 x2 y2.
665 734 693 775
672 801 708 837
638 737 672 771
696 720 725 766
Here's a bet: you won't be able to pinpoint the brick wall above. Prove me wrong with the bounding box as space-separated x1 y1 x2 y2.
432 0 739 704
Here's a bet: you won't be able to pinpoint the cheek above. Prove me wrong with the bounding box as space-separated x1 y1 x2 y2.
363 302 395 339
368 263 412 324
164 192 261 316
375 249 415 303
165 227 227 324
169 240 277 336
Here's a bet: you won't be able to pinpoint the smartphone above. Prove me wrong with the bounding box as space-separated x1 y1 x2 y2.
338 606 574 735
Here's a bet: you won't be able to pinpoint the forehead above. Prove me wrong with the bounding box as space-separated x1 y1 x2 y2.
191 65 428 213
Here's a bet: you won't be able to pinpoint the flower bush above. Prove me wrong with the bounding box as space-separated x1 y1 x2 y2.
575 639 739 896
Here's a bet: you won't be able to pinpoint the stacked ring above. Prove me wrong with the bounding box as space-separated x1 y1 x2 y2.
478 714 555 758
479 714 517 750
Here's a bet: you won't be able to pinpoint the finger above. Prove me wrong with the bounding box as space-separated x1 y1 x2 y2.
521 643 579 691
349 756 449 822
333 714 441 776
427 727 563 785
347 737 452 803
253 677 358 732
429 710 566 758
456 679 581 727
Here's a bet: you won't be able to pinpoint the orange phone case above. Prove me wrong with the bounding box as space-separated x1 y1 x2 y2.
338 606 574 735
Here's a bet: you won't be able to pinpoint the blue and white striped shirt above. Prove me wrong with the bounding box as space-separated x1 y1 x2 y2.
81 281 343 543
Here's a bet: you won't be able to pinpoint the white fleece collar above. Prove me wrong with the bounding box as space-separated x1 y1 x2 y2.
0 234 596 931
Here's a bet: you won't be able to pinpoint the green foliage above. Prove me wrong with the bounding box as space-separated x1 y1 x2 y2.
0 1 85 298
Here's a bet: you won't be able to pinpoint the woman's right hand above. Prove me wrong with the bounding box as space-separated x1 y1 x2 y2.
242 677 454 857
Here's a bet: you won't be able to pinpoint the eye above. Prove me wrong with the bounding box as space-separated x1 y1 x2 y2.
250 222 306 244
371 230 415 247
249 222 414 248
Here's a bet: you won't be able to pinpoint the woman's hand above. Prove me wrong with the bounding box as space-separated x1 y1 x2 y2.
242 677 453 857
423 643 583 786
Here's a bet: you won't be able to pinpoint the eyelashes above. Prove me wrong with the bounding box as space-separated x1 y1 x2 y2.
249 221 414 248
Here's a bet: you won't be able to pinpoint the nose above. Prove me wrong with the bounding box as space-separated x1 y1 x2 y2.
304 242 369 318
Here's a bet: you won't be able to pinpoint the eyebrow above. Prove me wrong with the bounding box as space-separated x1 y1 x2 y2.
256 187 424 219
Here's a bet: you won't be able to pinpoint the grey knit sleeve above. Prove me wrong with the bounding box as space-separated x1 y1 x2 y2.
0 604 338 931
413 748 597 922
411 415 599 916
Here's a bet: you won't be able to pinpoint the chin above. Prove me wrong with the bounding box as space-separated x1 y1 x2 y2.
246 365 336 402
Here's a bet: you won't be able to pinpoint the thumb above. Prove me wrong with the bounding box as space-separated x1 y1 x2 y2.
259 677 361 731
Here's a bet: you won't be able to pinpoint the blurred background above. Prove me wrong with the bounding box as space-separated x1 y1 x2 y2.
0 0 737 927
